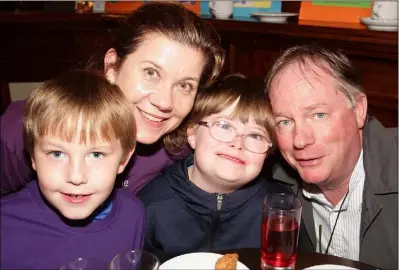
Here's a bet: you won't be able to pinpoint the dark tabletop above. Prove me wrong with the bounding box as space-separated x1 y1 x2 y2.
217 249 380 270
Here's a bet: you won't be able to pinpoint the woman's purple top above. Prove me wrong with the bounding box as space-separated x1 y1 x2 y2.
0 100 178 197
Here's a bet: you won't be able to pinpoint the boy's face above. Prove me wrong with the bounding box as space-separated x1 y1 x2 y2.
187 101 269 194
31 134 132 220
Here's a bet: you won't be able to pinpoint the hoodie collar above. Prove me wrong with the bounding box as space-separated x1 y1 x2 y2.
167 154 264 221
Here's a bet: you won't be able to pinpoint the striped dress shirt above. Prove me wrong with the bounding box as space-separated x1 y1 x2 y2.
302 150 365 261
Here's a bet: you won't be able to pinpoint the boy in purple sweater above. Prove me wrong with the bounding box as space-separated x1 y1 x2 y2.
1 70 145 269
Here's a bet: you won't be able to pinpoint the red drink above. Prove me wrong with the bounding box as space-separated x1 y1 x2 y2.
261 215 299 269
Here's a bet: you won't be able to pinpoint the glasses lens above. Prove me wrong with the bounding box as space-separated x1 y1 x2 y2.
209 120 272 153
210 120 236 142
245 134 271 153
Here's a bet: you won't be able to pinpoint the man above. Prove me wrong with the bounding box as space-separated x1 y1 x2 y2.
264 44 397 270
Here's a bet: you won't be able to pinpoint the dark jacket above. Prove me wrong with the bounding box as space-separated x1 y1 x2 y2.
270 118 398 270
137 154 289 262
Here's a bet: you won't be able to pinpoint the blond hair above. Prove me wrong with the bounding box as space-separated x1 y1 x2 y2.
165 74 276 154
24 70 136 160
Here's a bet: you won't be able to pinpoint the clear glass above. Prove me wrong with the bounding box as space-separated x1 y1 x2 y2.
198 120 272 154
109 250 160 270
261 193 302 270
59 257 108 270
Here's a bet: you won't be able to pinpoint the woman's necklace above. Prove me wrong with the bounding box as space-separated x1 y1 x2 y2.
319 190 350 255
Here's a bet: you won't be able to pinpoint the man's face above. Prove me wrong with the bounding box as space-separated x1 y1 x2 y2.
269 63 367 189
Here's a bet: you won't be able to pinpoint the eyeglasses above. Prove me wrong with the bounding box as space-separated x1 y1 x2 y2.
197 120 272 154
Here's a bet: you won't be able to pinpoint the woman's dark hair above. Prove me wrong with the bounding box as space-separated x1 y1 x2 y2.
88 2 225 88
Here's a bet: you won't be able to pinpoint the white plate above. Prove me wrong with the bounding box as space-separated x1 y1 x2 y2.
159 252 249 270
360 17 398 26
368 25 398 32
251 12 298 23
304 264 359 270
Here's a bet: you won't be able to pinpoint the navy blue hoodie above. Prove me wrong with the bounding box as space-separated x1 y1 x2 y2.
137 154 289 262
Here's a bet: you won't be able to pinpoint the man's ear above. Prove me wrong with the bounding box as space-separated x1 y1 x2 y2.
187 125 197 150
354 93 368 129
104 48 117 84
117 148 135 174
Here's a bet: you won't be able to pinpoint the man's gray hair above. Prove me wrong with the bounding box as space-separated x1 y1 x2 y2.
264 44 364 107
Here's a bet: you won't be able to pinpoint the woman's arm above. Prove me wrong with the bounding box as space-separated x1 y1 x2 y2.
1 101 34 197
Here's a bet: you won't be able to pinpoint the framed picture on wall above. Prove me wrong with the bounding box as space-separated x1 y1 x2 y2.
299 1 372 25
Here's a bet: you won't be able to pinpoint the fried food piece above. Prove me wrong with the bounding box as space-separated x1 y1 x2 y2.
215 253 239 270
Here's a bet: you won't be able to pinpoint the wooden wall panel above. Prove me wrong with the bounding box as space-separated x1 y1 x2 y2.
0 13 397 127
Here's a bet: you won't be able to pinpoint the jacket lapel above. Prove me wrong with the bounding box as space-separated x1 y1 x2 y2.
297 189 317 250
360 118 396 243
360 183 382 243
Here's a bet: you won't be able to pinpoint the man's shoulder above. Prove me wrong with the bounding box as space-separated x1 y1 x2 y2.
365 118 397 143
364 117 398 158
385 125 397 144
363 118 397 192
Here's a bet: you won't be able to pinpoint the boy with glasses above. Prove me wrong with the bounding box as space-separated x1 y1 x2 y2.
137 74 288 261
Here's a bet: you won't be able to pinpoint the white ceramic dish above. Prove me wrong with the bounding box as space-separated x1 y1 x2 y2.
360 17 398 32
368 25 398 32
251 12 298 23
304 264 359 270
360 17 398 26
159 252 249 270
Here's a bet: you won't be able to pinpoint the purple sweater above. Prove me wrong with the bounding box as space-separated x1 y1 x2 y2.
1 101 176 197
1 181 145 269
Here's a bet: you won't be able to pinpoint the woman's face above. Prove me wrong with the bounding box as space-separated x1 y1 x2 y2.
105 33 205 144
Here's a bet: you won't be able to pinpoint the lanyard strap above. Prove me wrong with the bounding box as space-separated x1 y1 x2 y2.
318 190 350 255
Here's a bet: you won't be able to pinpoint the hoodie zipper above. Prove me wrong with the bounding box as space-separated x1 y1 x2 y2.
217 194 224 211
210 194 224 250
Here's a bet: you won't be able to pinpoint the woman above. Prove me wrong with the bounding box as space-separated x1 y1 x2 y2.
0 2 225 196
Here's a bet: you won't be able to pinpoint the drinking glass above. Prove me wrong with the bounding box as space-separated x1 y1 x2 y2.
59 257 108 270
261 193 302 270
109 250 160 270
